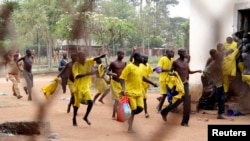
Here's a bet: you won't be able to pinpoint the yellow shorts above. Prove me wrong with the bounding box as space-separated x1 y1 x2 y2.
94 78 110 93
74 89 92 107
126 94 144 110
67 79 75 94
110 79 122 100
160 82 167 95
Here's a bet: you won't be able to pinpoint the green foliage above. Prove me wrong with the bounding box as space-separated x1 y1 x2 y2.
147 35 164 48
54 14 72 40
7 0 189 58
181 19 190 50
89 13 137 48
166 17 189 48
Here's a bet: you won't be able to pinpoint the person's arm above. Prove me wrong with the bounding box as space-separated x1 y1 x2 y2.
161 68 171 72
75 71 96 79
15 57 24 72
93 54 106 61
120 79 125 96
143 77 158 87
16 56 24 63
106 62 117 76
189 67 202 74
170 61 176 72
58 63 68 77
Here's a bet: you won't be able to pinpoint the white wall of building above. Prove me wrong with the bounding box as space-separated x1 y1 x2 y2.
189 0 250 84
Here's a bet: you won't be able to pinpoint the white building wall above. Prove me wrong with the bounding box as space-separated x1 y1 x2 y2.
189 0 250 84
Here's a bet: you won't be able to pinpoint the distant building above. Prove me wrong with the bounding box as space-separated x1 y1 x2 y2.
57 39 110 57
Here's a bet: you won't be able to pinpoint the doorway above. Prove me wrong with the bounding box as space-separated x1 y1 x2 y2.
238 9 250 34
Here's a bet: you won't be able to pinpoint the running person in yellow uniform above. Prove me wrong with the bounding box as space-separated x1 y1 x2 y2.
140 54 154 118
156 49 175 112
92 58 110 104
120 51 157 133
72 52 106 126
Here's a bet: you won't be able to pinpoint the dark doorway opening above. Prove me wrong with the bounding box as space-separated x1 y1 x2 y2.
238 9 250 34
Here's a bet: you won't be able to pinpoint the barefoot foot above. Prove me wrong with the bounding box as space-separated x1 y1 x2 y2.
83 118 91 125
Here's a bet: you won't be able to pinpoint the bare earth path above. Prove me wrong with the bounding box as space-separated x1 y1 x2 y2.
0 73 249 141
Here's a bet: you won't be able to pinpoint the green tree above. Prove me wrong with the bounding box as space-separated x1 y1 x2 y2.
11 0 64 67
166 17 188 48
181 19 190 50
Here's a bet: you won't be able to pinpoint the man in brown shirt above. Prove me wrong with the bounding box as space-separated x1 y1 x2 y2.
4 51 23 99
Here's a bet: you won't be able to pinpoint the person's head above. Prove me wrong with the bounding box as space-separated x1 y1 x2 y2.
216 43 225 52
133 51 142 63
77 51 86 64
170 49 175 58
226 36 233 44
177 48 186 58
165 49 170 56
70 53 77 62
26 49 32 56
96 58 102 64
117 50 125 60
166 49 174 58
63 53 67 59
209 49 219 60
13 53 19 61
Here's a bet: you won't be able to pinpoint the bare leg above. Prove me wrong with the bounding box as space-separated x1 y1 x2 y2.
83 100 93 125
67 94 74 113
157 94 167 112
98 88 110 104
128 114 135 133
112 100 118 120
73 106 78 126
144 99 149 118
93 93 101 104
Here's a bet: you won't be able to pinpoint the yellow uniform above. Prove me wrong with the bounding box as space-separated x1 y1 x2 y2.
165 71 185 103
110 79 122 100
72 58 95 107
120 63 144 110
93 64 109 94
157 56 174 95
224 41 237 52
139 63 153 98
222 48 239 93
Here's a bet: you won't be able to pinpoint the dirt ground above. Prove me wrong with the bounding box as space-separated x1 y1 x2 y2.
0 73 249 141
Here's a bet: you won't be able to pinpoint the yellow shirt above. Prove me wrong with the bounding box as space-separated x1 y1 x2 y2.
140 63 153 89
98 64 105 77
120 63 143 96
224 41 237 52
72 58 95 90
157 56 174 82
